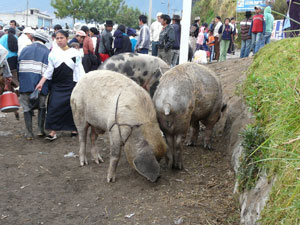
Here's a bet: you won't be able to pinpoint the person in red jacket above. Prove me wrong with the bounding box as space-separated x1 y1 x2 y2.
248 6 265 54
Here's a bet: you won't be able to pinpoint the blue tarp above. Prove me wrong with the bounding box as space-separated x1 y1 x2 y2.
236 0 270 12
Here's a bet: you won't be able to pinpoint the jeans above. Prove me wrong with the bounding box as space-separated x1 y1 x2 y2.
170 49 180 67
158 48 173 65
219 39 230 62
251 32 263 54
137 48 149 54
240 39 252 58
209 45 214 62
152 41 159 56
263 32 271 46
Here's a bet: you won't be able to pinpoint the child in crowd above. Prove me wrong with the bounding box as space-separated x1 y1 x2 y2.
207 30 215 62
69 42 80 50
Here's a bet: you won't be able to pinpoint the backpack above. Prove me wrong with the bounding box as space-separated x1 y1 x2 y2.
219 25 227 40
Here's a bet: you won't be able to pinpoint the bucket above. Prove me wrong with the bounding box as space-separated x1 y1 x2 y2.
0 91 20 112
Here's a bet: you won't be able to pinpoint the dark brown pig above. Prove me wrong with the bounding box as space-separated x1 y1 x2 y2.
71 70 167 182
153 62 224 169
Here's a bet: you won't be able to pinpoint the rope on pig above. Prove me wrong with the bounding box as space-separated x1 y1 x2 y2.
142 67 169 90
109 92 142 146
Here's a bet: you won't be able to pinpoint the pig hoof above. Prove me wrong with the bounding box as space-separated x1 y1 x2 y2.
173 162 183 170
93 154 104 164
80 157 88 166
107 175 116 183
204 143 212 150
185 141 195 147
98 154 104 163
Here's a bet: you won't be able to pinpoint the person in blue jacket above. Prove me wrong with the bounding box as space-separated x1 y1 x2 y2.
18 31 50 140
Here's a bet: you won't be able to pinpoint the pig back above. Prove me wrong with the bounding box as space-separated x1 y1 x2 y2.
99 53 169 88
154 62 222 121
71 70 160 131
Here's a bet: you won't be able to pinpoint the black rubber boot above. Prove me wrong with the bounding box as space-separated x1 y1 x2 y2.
24 112 33 140
37 108 46 137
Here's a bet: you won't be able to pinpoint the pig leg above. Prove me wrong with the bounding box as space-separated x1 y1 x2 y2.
201 119 215 150
78 122 89 166
90 126 104 164
174 135 184 170
165 134 174 169
186 119 200 146
107 142 121 183
107 126 129 182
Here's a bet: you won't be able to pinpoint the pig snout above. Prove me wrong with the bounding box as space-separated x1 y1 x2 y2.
133 150 160 182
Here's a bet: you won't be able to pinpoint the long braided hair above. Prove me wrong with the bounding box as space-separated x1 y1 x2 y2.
7 28 18 53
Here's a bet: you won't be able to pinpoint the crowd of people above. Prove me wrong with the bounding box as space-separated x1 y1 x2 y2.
189 5 275 63
0 4 291 141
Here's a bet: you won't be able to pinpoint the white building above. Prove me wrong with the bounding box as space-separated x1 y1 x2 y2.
0 8 53 28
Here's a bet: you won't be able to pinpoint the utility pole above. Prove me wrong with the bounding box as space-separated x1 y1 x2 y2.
168 0 170 15
148 0 152 27
26 0 29 26
179 0 192 64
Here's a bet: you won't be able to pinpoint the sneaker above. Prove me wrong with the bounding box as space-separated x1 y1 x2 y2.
45 134 57 141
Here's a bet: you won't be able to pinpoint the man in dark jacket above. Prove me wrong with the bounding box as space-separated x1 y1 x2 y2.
288 0 300 37
99 20 114 62
158 14 175 65
171 14 181 67
240 11 252 58
113 25 132 55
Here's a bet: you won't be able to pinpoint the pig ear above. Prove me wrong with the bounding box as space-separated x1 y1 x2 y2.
133 150 160 182
163 103 171 116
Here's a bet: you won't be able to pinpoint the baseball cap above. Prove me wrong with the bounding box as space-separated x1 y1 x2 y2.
254 5 262 9
76 30 86 36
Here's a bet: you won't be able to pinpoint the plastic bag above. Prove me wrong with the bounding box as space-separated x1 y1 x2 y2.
193 50 208 64
29 89 40 110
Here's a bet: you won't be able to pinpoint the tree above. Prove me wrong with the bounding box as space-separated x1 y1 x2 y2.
51 0 85 25
115 5 142 29
84 0 124 23
51 0 143 28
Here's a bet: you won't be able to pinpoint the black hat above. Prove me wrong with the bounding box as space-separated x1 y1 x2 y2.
105 20 114 27
172 14 181 21
245 11 252 18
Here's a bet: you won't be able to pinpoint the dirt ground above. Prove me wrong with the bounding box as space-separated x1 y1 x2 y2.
0 57 252 225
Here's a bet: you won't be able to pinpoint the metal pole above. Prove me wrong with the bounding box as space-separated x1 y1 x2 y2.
179 0 192 64
148 0 152 27
26 0 29 26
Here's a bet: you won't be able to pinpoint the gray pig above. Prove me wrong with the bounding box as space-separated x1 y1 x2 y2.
153 62 224 169
71 70 167 182
99 53 169 94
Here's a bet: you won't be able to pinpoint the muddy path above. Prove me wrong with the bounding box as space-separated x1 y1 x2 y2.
0 57 252 225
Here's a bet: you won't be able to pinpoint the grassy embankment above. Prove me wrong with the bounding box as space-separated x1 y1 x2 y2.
241 38 300 224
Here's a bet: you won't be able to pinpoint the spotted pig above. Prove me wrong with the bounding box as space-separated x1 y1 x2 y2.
99 53 169 95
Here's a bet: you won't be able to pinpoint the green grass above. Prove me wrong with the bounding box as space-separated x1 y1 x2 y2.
242 37 300 224
237 125 267 192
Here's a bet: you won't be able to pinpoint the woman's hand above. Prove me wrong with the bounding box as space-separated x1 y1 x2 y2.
35 83 43 91
36 77 47 91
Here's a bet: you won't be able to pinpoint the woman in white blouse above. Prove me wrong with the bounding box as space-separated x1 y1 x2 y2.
36 30 85 141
